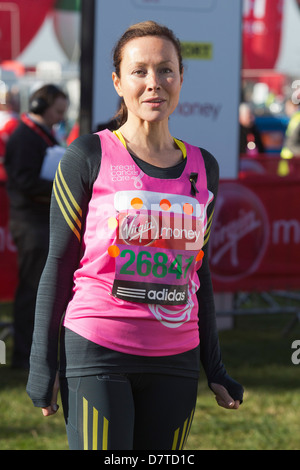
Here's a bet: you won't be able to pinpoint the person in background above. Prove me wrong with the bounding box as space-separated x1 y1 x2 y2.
281 99 300 159
239 102 265 156
278 99 300 176
27 22 243 450
0 90 19 181
4 83 68 369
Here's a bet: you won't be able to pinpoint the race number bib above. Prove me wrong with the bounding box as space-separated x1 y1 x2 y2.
110 191 205 305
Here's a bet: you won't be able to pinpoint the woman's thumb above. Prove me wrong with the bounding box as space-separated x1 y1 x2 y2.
210 382 237 409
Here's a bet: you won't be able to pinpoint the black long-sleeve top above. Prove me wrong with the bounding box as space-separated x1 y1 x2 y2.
27 132 243 407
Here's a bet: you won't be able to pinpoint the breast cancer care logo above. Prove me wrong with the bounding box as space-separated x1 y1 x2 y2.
209 182 269 282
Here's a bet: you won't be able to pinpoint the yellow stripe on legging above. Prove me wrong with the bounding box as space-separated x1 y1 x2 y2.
83 398 109 450
172 407 195 450
103 417 109 450
93 413 108 450
179 417 188 449
172 427 180 450
183 408 195 449
93 407 98 450
83 397 88 450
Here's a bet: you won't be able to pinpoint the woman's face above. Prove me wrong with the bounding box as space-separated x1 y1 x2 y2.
112 35 183 124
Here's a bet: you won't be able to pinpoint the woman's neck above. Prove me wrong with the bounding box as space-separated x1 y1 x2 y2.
118 120 183 168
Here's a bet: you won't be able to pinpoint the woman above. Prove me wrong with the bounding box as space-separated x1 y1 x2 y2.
27 21 243 450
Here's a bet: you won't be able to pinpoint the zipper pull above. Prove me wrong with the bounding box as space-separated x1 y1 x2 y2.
189 173 199 196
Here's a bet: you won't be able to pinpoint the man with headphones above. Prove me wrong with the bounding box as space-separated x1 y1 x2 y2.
5 83 68 369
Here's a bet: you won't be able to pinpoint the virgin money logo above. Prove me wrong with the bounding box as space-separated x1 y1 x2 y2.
210 182 269 282
118 210 203 250
119 212 159 246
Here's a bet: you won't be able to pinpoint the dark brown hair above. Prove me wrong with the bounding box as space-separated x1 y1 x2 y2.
29 84 68 115
112 21 183 126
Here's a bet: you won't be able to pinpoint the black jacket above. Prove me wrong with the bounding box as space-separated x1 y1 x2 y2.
5 115 58 222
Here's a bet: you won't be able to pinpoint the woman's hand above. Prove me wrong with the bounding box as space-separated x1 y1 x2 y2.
42 372 60 417
210 382 240 410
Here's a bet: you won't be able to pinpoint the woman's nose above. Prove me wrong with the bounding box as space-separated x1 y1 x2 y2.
146 71 161 90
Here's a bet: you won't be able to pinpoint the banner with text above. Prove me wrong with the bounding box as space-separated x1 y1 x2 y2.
242 0 284 70
0 184 17 301
210 174 300 292
91 0 242 178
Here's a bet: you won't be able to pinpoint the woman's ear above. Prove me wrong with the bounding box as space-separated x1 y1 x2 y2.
180 68 184 87
112 72 123 97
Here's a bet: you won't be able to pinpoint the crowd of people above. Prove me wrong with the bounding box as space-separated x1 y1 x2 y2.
240 99 300 157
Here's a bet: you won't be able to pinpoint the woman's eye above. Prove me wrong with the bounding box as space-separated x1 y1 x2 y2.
133 69 146 76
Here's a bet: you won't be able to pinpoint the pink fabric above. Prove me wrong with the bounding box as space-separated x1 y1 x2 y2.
63 130 213 356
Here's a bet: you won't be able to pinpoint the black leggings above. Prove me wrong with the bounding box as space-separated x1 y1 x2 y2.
60 373 198 450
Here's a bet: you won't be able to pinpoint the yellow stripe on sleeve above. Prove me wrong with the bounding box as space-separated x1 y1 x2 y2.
53 180 81 242
57 162 82 217
54 173 82 231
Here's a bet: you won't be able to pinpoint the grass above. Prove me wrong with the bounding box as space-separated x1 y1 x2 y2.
187 312 300 451
1 299 300 450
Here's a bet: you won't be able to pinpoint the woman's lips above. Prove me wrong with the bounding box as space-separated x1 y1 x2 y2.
143 98 166 107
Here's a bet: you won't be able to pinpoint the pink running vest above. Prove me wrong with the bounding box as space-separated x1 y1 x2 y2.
63 130 214 356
